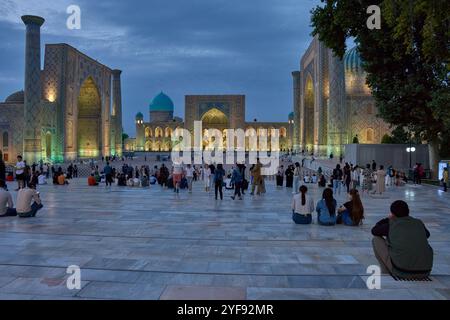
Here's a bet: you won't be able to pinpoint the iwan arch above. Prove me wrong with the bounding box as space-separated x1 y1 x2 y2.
0 15 123 164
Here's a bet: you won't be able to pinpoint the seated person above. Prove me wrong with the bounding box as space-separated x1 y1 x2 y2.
117 174 127 186
318 174 326 187
224 176 233 190
94 171 101 183
371 200 433 279
311 173 318 184
337 189 364 226
133 177 140 187
303 174 311 183
141 175 149 187
88 174 99 186
57 173 68 185
30 172 39 186
0 180 17 217
149 175 157 185
16 182 43 218
52 173 60 185
291 185 314 224
38 173 47 185
316 188 337 226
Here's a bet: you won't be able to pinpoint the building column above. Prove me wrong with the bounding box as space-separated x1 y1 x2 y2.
21 15 45 164
292 71 301 151
327 52 347 156
112 69 123 156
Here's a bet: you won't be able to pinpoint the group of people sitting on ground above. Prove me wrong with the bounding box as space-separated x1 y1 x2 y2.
291 186 364 226
0 179 44 218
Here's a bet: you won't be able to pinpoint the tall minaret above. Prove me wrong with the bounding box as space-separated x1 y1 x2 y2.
112 69 123 156
21 15 45 164
292 71 301 151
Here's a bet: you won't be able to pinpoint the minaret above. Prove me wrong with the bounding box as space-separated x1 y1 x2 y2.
21 15 45 164
327 51 347 156
135 113 145 151
292 71 301 151
112 69 123 156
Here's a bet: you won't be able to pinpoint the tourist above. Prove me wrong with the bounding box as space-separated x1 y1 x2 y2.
361 164 373 194
159 164 169 187
104 162 113 187
250 158 263 196
371 200 433 278
351 165 359 189
29 171 39 186
337 189 364 226
38 172 47 185
374 165 386 195
141 175 149 187
311 173 318 184
172 162 184 193
203 164 211 192
292 162 301 194
0 151 6 183
42 163 49 179
149 175 157 185
16 182 43 218
230 166 243 200
343 163 352 193
88 174 98 186
224 174 233 190
316 188 337 226
67 163 73 179
332 164 343 196
0 180 16 217
238 163 247 195
276 165 284 187
15 155 26 191
387 165 394 187
117 173 127 186
73 164 78 178
442 167 448 192
185 164 194 193
371 160 377 171
318 174 326 187
285 165 294 188
57 172 68 185
214 164 226 200
291 185 314 224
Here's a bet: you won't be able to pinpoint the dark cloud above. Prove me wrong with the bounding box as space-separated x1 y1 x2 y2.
0 0 321 135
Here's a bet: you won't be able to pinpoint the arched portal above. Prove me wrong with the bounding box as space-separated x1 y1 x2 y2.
304 75 314 147
77 77 101 158
201 108 229 129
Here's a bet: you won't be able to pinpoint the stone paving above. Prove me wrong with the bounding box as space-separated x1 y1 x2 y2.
0 177 449 300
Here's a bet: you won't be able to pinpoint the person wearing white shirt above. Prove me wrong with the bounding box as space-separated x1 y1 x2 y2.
291 185 314 224
15 155 26 190
16 182 43 218
203 164 211 192
184 164 194 192
0 180 16 217
38 173 47 185
292 162 301 194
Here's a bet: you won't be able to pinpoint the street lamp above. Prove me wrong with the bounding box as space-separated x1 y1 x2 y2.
406 146 416 169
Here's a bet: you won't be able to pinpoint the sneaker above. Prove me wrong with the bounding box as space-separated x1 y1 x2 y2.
238 197 243 200
231 196 235 200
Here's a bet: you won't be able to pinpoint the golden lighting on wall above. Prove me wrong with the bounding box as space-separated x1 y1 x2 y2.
47 93 56 102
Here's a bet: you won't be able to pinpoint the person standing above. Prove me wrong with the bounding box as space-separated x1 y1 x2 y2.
203 164 211 192
185 164 194 193
250 159 262 196
442 167 448 192
276 165 284 187
230 165 243 200
332 164 343 196
42 163 49 179
15 155 26 191
285 165 294 188
214 164 225 200
172 162 183 193
361 164 373 195
374 165 386 195
292 162 301 195
371 160 377 171
343 163 352 193
0 151 5 183
104 162 113 187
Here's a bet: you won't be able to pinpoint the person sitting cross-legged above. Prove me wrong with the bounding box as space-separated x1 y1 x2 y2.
88 174 99 186
0 180 17 217
371 200 433 279
291 185 314 224
316 188 337 226
16 182 43 218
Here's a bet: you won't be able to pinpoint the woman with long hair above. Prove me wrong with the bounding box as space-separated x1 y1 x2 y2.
316 188 337 226
291 185 314 224
337 189 364 226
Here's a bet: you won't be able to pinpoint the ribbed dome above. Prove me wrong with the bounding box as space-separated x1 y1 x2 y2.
149 92 174 112
344 46 364 74
288 112 294 120
5 90 24 103
135 112 144 119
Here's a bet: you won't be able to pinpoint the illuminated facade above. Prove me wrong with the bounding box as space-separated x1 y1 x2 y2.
125 94 292 152
292 37 390 155
0 15 123 164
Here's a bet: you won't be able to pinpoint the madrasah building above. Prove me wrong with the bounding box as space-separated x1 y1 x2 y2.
291 36 391 155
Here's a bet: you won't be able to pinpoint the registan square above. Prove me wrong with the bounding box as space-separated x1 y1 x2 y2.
0 0 449 303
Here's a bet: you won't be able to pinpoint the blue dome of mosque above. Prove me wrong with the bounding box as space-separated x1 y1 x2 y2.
149 92 174 112
135 112 144 119
288 112 294 120
344 46 364 74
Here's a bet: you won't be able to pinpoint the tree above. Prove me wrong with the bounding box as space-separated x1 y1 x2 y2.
311 0 450 178
381 134 393 144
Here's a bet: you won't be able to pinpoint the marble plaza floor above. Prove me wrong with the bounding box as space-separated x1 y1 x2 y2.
0 178 449 300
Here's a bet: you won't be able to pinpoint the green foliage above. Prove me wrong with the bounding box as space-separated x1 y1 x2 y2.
122 132 129 141
311 0 450 152
381 134 393 144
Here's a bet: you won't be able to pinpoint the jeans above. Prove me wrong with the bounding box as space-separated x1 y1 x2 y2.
333 180 342 195
292 212 312 224
0 208 17 217
187 177 193 191
233 181 242 198
215 180 223 200
18 202 43 218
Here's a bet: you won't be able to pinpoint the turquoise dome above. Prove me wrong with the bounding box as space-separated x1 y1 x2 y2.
344 46 364 74
149 91 174 112
288 112 294 120
135 112 144 119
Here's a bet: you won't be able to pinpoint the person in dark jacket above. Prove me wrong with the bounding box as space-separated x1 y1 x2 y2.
371 200 433 279
0 151 5 183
